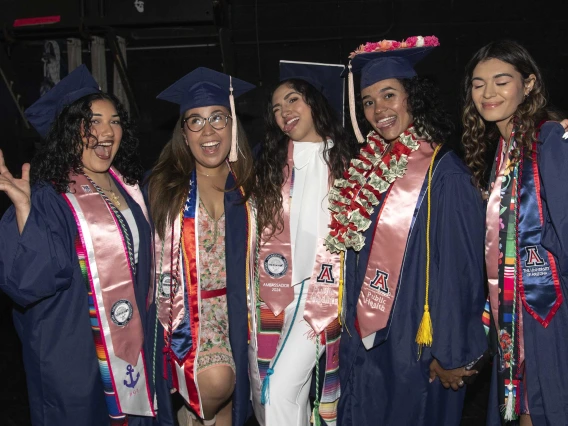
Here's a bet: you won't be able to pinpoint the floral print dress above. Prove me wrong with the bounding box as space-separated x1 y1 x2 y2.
196 200 235 373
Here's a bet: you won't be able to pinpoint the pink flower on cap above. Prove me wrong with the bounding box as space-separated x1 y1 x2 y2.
364 42 379 52
378 40 393 50
424 36 440 47
349 35 440 59
405 36 418 48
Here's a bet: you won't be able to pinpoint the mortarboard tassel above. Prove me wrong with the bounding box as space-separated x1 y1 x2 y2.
229 76 238 162
416 145 441 355
347 63 365 143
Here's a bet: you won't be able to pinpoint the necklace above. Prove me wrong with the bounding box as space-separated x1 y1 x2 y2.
99 175 121 207
196 168 227 177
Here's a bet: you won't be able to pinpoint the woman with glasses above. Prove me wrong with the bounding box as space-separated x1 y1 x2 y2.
147 68 255 426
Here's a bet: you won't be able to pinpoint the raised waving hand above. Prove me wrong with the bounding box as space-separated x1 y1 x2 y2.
0 149 31 233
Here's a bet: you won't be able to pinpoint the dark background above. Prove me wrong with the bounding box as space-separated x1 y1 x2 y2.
1 0 567 424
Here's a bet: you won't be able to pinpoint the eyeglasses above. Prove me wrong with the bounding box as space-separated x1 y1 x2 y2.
181 113 232 132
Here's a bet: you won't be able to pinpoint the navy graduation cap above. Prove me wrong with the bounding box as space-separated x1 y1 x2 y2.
351 47 434 90
25 64 100 138
279 60 346 123
157 67 256 162
156 67 255 113
346 35 440 142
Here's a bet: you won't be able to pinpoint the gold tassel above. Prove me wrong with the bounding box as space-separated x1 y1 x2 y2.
416 305 433 347
415 145 441 356
337 251 345 325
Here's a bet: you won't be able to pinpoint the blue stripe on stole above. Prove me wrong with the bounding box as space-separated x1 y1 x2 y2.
171 169 197 361
518 149 560 323
183 170 198 219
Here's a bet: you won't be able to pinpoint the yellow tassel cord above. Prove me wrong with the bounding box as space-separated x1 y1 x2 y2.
337 251 345 325
415 144 441 356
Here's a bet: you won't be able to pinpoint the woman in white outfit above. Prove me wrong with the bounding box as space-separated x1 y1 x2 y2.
246 61 358 426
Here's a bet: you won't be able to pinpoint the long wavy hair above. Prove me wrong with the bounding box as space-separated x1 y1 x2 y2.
251 78 358 238
148 114 253 240
31 92 142 193
461 40 560 190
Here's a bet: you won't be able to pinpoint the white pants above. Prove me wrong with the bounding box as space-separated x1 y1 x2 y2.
249 283 326 426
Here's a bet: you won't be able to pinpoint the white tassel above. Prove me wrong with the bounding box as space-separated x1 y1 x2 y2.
347 62 365 144
502 383 517 421
228 76 238 162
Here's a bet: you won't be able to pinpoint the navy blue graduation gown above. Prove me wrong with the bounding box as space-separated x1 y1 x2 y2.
0 180 174 426
223 173 253 426
338 149 487 426
486 122 568 426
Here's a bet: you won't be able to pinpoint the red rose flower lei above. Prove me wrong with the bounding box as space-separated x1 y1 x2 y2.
325 127 422 253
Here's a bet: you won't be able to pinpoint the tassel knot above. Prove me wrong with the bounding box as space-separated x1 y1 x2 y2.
260 368 274 405
502 383 518 421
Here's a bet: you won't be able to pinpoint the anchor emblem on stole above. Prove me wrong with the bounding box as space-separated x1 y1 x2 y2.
124 364 140 388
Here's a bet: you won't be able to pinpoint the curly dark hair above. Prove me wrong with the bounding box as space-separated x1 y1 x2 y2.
400 76 454 144
461 40 560 190
31 92 143 193
250 78 359 238
355 76 454 144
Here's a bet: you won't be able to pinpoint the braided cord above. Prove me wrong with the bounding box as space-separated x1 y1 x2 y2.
152 240 166 396
312 336 321 426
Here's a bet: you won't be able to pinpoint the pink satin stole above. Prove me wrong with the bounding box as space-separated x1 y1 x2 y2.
68 172 144 366
156 212 185 333
485 139 507 333
258 141 295 316
357 141 435 339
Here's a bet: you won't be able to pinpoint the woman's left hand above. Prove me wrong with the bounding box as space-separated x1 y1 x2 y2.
429 358 476 391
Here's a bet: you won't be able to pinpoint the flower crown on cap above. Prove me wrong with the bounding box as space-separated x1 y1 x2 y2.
349 35 440 59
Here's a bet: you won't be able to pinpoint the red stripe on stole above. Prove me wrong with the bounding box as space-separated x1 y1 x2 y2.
181 216 202 415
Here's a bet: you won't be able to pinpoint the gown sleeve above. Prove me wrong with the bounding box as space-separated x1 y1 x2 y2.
430 172 488 369
538 121 568 284
0 184 77 307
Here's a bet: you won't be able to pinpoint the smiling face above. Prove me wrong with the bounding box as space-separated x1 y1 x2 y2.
81 99 122 176
471 58 535 137
182 105 232 171
271 82 322 142
361 78 413 143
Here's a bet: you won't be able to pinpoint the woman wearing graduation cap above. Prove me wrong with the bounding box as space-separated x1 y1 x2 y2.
0 65 173 426
147 67 255 426
462 40 568 426
326 36 487 425
247 60 358 426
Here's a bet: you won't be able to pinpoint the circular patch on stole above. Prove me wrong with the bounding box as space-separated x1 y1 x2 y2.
111 299 134 326
159 273 172 298
264 253 288 278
